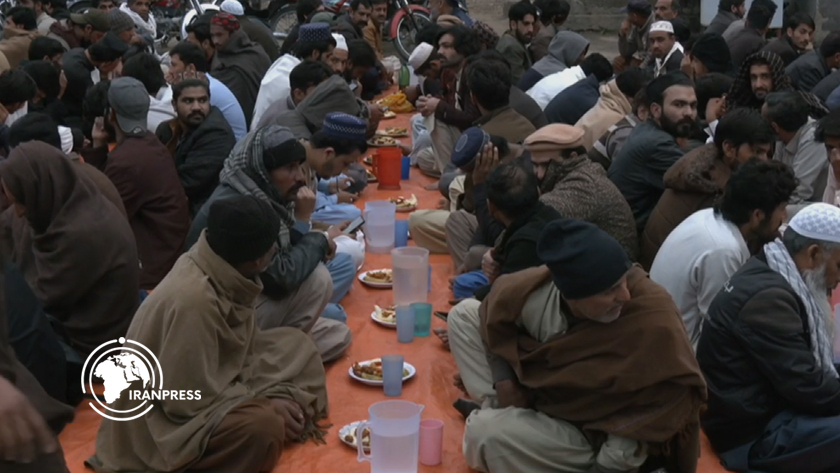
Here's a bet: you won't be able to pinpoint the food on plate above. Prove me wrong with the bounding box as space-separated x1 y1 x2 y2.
351 359 410 380
374 305 396 323
375 92 414 113
389 194 418 209
383 110 397 118
364 269 393 283
344 427 371 448
370 135 397 146
377 127 407 136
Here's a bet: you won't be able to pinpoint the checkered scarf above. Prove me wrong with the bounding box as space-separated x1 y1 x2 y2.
764 238 839 378
219 126 296 247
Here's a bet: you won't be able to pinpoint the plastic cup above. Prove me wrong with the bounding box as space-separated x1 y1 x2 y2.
381 354 404 397
411 302 433 337
394 220 409 248
419 419 444 466
396 305 415 343
401 155 410 180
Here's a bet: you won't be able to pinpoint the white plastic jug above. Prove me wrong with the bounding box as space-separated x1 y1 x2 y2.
357 400 424 473
364 201 396 254
391 247 429 307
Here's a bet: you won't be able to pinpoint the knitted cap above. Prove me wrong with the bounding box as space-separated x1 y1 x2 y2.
206 195 281 265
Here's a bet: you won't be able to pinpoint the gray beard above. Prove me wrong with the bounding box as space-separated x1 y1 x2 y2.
803 263 835 341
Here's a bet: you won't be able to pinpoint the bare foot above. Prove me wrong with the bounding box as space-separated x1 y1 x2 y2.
433 327 449 351
453 373 466 394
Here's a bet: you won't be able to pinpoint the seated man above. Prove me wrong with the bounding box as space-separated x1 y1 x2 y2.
786 30 840 93
651 159 796 348
698 203 840 473
454 160 562 301
761 12 814 66
254 60 333 129
84 77 191 291
574 67 647 148
645 20 683 77
0 142 138 404
763 91 829 212
89 195 328 472
640 107 774 269
187 126 352 361
586 87 649 171
156 78 236 216
449 218 706 473
526 53 613 110
527 124 639 260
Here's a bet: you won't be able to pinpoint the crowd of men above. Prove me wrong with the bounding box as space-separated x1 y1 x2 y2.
2 0 840 472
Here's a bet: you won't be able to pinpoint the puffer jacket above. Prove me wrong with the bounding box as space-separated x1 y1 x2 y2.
639 143 731 270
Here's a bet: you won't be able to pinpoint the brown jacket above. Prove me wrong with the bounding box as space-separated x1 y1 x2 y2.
639 143 731 270
0 27 38 72
363 18 383 60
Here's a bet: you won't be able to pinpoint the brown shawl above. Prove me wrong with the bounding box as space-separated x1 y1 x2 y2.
0 143 138 355
480 265 707 472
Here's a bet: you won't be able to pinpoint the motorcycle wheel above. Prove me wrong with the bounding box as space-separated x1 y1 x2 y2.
393 11 431 61
269 3 297 48
69 0 90 13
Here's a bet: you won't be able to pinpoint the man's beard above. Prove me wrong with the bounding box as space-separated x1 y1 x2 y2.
803 261 834 337
185 112 206 127
753 88 769 101
754 217 782 247
660 112 700 138
515 30 532 44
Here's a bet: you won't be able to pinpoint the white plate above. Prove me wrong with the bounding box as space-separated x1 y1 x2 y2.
339 420 370 452
348 359 416 386
358 270 392 288
370 309 396 328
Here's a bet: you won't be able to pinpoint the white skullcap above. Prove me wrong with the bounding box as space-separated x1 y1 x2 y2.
788 203 840 245
332 33 348 52
650 20 674 34
57 126 73 154
220 0 245 16
409 42 434 70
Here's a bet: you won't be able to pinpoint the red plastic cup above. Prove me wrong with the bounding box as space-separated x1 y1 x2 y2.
419 419 444 466
374 147 402 190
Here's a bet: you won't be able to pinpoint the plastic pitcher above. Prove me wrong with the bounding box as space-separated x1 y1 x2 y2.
357 401 424 473
392 247 429 307
374 147 402 190
365 201 396 253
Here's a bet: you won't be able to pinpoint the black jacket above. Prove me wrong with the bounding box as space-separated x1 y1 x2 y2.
761 36 800 66
786 50 832 92
187 184 330 298
545 74 600 125
155 107 236 216
473 202 561 301
728 27 767 70
335 13 363 41
812 69 840 102
60 48 95 124
697 252 840 453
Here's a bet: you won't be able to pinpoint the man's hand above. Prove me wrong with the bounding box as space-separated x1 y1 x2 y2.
92 117 109 148
294 187 317 222
58 70 67 99
496 379 529 409
328 176 354 194
620 19 631 36
327 221 351 240
481 248 500 283
0 376 57 463
471 143 500 185
368 103 385 124
270 398 305 442
417 96 440 117
336 190 359 204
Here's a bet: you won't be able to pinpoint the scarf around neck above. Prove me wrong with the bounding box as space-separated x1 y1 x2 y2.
764 238 839 379
219 126 296 247
120 2 156 38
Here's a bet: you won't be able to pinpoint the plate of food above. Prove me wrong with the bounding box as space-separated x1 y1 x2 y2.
349 358 416 386
383 110 397 119
376 127 408 137
368 135 400 147
370 304 396 328
362 155 374 166
366 168 377 182
359 269 393 288
339 421 370 452
389 194 418 212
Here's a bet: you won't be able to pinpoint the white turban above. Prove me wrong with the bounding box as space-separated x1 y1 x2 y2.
332 33 348 52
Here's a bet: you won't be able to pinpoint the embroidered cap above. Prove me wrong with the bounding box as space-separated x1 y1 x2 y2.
220 0 245 15
409 42 434 71
322 112 368 142
299 23 332 43
212 12 240 32
650 20 674 34
451 127 490 169
523 124 585 161
787 203 840 245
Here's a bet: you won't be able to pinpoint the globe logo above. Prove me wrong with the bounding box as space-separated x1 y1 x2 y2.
81 337 163 422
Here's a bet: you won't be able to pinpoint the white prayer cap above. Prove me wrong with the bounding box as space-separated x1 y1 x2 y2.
57 126 73 154
788 203 840 244
220 0 245 16
332 33 348 52
409 42 434 71
650 21 674 34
